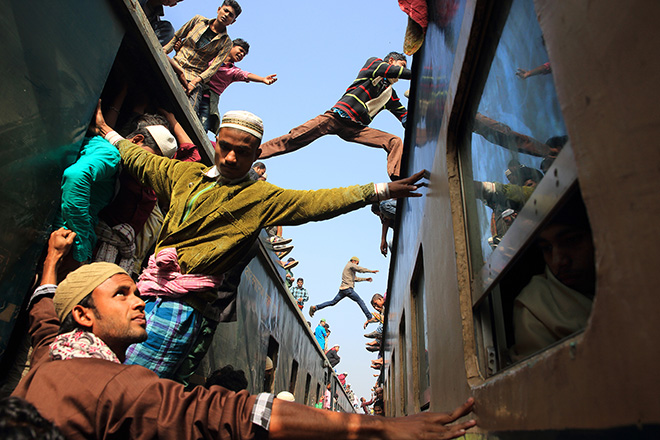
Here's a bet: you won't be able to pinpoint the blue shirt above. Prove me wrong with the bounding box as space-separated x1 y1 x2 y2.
314 325 327 350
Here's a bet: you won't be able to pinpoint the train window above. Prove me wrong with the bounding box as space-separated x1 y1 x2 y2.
304 373 311 405
289 359 299 394
263 336 279 392
458 0 592 376
398 312 408 416
473 190 595 372
411 252 430 408
315 383 321 407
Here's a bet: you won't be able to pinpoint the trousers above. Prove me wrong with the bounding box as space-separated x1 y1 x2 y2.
258 111 403 179
315 287 372 319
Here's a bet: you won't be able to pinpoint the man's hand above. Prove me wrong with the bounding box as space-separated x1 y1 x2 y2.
384 398 476 439
93 100 112 137
263 74 278 85
380 238 388 256
365 277 373 282
46 228 76 263
371 270 379 274
515 68 530 79
388 170 429 199
186 77 201 95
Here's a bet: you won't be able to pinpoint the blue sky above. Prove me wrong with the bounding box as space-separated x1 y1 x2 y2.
163 0 411 404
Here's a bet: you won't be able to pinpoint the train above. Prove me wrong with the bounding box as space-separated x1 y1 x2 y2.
0 0 354 412
381 0 660 436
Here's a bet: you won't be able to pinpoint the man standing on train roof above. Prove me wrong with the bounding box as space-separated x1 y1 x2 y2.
309 257 378 320
258 52 412 180
13 235 477 439
94 103 428 384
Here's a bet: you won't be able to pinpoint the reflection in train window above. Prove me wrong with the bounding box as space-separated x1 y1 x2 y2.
459 0 595 376
473 191 595 372
411 253 430 408
463 0 568 270
289 359 299 394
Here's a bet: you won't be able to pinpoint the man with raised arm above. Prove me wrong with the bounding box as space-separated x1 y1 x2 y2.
309 256 378 320
258 52 412 180
93 103 428 384
13 250 476 438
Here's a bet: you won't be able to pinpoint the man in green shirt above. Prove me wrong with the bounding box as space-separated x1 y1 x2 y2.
95 105 427 383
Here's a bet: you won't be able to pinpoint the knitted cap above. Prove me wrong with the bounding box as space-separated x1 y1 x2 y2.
276 391 295 402
53 262 128 321
351 256 359 262
219 110 264 140
145 125 177 158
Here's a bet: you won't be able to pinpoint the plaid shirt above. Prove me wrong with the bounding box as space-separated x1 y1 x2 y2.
163 15 232 83
332 57 412 126
290 286 309 305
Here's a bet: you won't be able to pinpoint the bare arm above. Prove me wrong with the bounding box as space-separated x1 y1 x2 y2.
41 228 76 285
158 108 193 145
246 73 278 85
268 398 476 440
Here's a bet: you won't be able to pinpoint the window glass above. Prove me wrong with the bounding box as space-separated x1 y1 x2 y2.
465 0 568 268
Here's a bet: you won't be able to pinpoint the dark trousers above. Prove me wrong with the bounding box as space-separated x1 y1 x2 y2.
316 287 372 319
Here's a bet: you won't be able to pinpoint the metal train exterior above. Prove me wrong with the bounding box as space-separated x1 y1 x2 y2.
382 0 660 436
0 0 353 411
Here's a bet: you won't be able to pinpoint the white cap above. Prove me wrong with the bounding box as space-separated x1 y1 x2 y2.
276 391 295 402
219 110 264 140
145 125 177 158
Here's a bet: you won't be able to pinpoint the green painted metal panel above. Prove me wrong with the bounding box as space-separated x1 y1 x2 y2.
0 0 124 361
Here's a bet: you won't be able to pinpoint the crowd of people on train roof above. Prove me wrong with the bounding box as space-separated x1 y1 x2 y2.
1 1 484 438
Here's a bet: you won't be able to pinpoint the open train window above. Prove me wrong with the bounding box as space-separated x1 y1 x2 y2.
289 359 299 394
458 0 594 375
263 336 279 392
303 373 311 405
410 251 430 409
398 312 408 416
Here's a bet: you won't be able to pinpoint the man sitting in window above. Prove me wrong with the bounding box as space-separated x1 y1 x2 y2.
513 195 596 358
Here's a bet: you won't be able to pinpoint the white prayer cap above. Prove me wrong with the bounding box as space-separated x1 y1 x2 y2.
145 125 178 158
219 110 264 140
276 391 295 402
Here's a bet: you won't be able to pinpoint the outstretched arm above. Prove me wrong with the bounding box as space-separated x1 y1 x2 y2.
268 397 476 439
247 73 278 85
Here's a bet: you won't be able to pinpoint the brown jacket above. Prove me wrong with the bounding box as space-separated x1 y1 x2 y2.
12 297 261 440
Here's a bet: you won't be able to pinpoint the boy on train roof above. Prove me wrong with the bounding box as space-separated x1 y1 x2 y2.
14 230 476 439
198 38 278 134
94 103 428 384
163 0 241 112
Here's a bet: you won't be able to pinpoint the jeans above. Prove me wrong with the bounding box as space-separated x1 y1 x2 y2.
316 287 372 319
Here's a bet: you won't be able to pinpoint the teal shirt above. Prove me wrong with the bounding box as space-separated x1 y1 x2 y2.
57 136 121 262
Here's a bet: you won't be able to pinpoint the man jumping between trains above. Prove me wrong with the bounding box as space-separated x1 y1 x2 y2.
94 103 427 384
309 256 378 320
258 52 411 180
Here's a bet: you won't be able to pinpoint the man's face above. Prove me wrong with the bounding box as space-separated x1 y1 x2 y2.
214 127 261 180
373 405 384 416
374 297 385 308
388 57 407 69
216 5 236 26
253 166 266 177
297 279 303 288
351 259 359 265
537 223 596 295
229 45 246 63
88 274 147 353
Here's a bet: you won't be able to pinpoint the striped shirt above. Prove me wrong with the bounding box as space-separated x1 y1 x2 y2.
332 57 412 126
163 15 232 83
